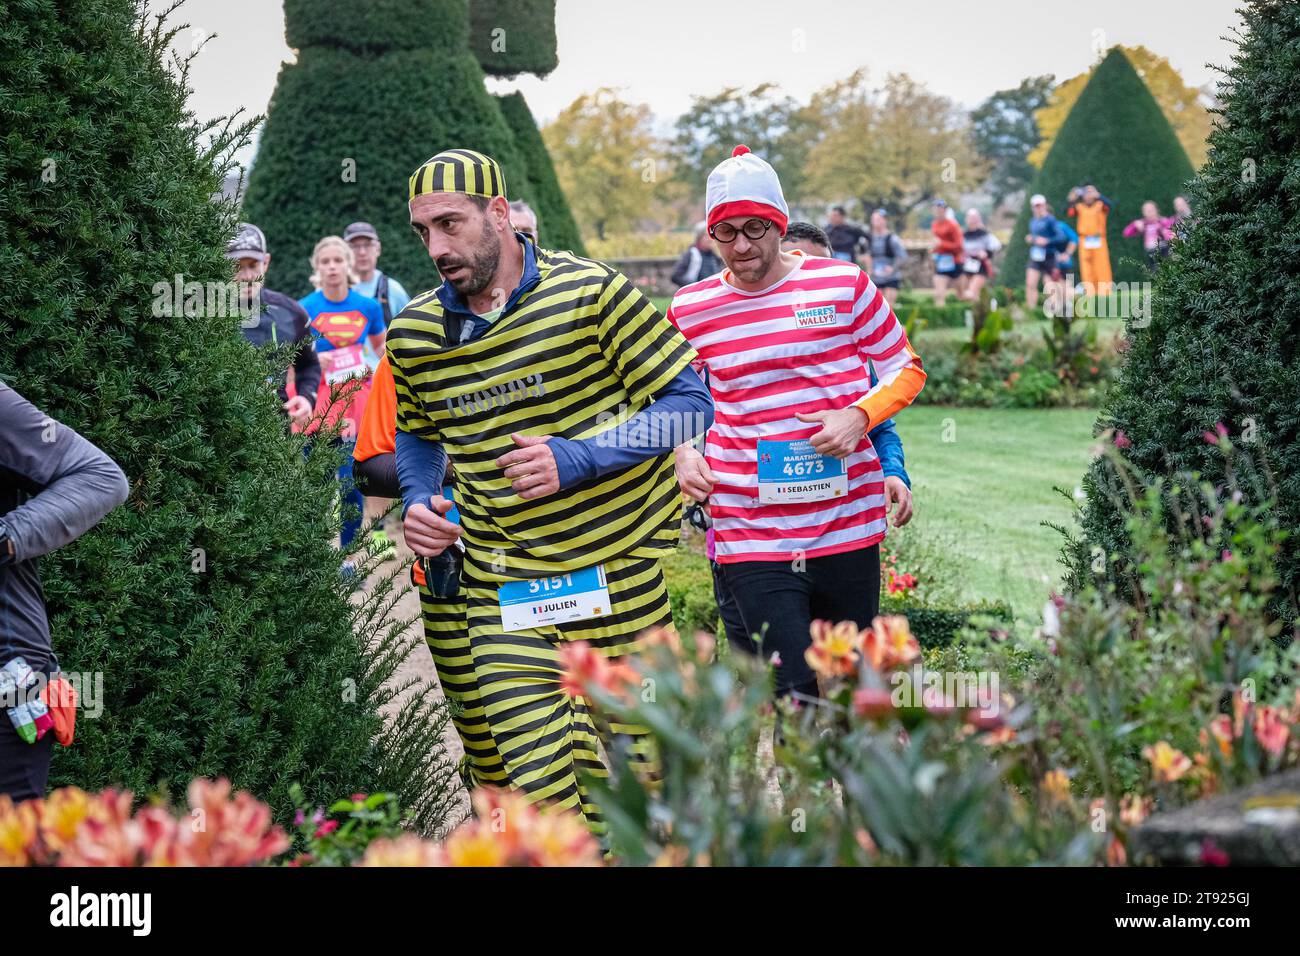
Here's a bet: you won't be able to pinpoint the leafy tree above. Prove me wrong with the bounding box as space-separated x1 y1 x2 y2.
1073 1 1300 621
495 92 585 254
0 0 456 829
802 71 987 225
1030 46 1214 170
970 75 1056 207
669 84 816 208
541 88 664 240
1002 49 1195 285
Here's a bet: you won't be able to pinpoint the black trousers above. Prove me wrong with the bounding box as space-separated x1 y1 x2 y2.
0 720 53 802
717 545 881 695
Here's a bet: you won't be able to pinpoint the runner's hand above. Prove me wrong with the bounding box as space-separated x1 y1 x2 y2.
497 433 559 500
340 418 357 441
676 443 716 502
404 497 460 557
798 406 868 459
884 476 913 527
283 395 312 425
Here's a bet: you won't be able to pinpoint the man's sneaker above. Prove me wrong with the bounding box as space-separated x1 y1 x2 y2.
371 528 396 558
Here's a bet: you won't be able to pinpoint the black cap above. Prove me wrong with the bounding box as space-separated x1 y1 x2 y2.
343 221 379 242
225 222 268 261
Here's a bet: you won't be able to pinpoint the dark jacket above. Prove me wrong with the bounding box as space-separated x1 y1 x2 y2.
671 245 724 287
0 383 129 670
241 288 322 406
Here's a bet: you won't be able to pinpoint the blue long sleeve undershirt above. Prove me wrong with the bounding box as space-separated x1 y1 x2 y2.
396 365 714 517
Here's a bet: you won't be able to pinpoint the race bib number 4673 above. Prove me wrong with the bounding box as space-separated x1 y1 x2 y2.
756 439 848 504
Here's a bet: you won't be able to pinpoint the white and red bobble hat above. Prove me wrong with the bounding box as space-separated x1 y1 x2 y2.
705 145 789 234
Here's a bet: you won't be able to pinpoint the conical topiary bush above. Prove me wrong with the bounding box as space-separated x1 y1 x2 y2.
496 91 586 254
1002 48 1195 285
0 0 456 830
1072 0 1300 621
242 0 537 297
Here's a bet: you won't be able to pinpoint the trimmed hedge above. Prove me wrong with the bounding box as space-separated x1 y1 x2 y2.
470 0 558 78
495 91 586 254
1075 1 1300 619
244 0 582 297
0 0 454 829
1002 48 1195 285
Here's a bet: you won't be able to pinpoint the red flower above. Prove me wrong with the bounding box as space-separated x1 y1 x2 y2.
314 820 340 839
852 688 895 720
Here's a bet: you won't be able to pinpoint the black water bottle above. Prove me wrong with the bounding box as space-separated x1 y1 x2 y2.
422 546 463 599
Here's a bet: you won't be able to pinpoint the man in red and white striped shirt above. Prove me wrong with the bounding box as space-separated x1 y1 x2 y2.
670 145 925 699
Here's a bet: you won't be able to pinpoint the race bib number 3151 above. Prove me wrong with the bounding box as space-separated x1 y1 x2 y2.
498 565 610 633
756 439 847 504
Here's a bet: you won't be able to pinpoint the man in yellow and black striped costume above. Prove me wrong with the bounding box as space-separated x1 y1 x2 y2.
388 148 713 825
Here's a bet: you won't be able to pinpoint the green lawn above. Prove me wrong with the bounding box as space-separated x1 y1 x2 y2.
890 405 1098 622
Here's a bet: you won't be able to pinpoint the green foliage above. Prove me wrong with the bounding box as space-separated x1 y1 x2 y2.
283 0 462 54
912 334 1114 408
0 0 455 828
1077 1 1300 618
470 0 558 78
970 75 1056 206
285 787 433 866
243 41 532 297
1002 48 1195 284
1012 450 1298 805
244 0 581 296
495 92 585 254
580 630 1099 866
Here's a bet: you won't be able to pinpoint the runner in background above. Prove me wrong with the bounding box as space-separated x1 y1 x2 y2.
671 222 725 287
1 383 129 801
930 199 964 300
1048 208 1079 314
864 209 907 308
226 223 321 427
670 147 925 701
345 221 410 330
1123 201 1174 268
509 199 540 244
1066 183 1114 295
825 206 871 265
353 356 507 789
298 236 386 570
1024 194 1066 313
959 208 1001 301
390 148 712 825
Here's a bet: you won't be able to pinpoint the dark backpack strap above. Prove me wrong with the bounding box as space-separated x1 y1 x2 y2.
376 272 392 325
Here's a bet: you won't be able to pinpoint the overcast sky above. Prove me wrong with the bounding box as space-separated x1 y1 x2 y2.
157 0 1244 163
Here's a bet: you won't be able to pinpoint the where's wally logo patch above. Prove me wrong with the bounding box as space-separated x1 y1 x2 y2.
792 304 836 328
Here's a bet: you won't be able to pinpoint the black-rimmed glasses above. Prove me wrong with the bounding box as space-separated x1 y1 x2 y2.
709 219 774 243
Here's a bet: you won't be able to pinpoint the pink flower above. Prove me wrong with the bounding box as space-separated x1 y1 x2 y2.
1114 430 1131 449
1253 706 1290 757
1199 839 1230 866
852 688 895 720
293 809 305 827
314 820 340 839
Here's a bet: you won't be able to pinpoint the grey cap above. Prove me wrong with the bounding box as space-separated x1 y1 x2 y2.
225 222 268 261
343 221 379 242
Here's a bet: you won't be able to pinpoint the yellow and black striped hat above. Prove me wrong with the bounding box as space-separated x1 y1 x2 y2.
408 148 506 202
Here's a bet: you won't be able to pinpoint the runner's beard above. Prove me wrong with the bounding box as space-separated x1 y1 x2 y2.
440 219 501 298
727 241 778 284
